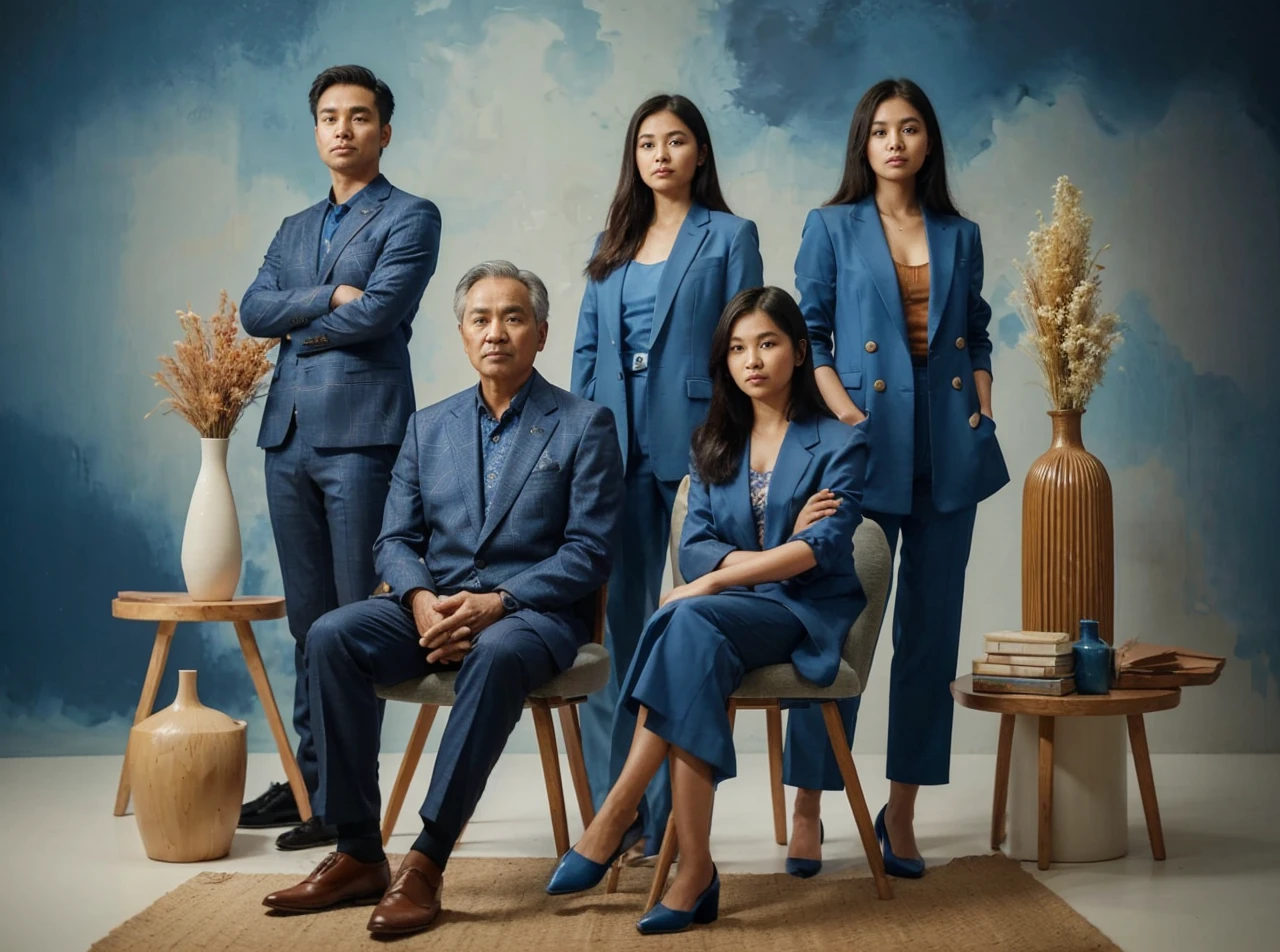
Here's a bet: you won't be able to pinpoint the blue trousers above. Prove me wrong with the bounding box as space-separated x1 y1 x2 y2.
784 366 977 789
264 420 398 794
306 597 563 869
579 446 680 853
621 594 806 785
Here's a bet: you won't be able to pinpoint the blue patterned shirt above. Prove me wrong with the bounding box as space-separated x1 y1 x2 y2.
477 376 535 516
317 179 375 269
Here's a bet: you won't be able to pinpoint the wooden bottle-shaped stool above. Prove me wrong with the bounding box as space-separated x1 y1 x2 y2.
129 669 247 862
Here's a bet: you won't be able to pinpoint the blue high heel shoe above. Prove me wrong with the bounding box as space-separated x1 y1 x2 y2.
875 806 925 878
785 820 825 878
636 865 720 935
545 820 644 895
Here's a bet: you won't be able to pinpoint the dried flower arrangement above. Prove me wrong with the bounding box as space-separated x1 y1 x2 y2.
148 291 278 439
1012 176 1122 410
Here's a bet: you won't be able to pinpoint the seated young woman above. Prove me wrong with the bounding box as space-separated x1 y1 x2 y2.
545 285 870 934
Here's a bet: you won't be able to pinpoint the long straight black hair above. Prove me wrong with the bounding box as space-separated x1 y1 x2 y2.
691 287 832 485
826 78 960 216
586 94 732 282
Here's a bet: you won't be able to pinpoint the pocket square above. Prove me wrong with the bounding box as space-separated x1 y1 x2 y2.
533 451 561 473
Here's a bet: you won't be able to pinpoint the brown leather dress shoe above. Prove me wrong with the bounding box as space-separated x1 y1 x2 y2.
367 850 442 935
263 852 390 913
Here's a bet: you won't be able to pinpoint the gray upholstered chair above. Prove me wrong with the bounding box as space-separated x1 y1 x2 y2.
375 587 608 856
642 476 894 905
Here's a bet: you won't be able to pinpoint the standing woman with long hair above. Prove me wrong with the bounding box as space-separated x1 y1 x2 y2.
548 287 868 934
783 78 1008 878
573 94 763 855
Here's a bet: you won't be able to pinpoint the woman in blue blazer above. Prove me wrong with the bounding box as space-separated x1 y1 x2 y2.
785 78 1009 878
572 93 764 854
548 287 868 934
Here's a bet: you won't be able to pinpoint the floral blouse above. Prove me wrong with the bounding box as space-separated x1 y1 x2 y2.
749 468 773 546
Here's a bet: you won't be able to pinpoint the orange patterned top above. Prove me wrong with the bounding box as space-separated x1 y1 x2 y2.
894 260 930 359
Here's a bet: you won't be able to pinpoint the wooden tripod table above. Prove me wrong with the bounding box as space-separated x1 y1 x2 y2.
111 592 311 822
951 675 1180 870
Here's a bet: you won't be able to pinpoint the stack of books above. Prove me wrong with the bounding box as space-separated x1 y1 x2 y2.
972 630 1076 696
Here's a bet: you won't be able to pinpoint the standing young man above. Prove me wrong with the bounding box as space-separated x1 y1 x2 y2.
240 65 442 850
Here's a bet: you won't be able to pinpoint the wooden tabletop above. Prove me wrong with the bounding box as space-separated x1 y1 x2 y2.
112 592 286 622
951 675 1181 717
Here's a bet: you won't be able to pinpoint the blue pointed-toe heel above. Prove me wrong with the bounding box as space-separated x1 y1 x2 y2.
546 820 644 895
636 865 720 935
785 820 825 878
875 806 925 878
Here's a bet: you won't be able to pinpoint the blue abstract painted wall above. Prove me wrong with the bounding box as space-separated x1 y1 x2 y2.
3 0 1277 757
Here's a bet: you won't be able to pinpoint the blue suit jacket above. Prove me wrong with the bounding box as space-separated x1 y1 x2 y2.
241 175 442 450
794 197 1009 515
571 205 763 481
679 415 869 688
374 371 625 669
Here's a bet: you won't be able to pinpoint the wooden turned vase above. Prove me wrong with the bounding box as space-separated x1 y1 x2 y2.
129 669 247 862
1021 409 1115 643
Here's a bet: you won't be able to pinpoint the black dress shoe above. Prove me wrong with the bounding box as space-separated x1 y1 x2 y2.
239 781 303 829
277 816 339 851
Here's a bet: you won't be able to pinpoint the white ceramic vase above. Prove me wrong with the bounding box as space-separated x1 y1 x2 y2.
180 438 242 602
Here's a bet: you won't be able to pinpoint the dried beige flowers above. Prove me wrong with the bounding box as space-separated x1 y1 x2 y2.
1012 175 1122 410
148 291 278 439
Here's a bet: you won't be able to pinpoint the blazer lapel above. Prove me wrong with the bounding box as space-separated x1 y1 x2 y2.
763 418 817 549
445 397 484 542
598 266 626 360
476 374 560 550
710 455 759 554
849 199 908 346
318 204 383 283
923 209 958 344
305 202 328 281
650 204 710 349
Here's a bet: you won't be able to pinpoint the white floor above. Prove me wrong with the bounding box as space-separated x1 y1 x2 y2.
1 751 1277 951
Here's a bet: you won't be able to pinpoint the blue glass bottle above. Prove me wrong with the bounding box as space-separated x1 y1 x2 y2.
1073 619 1113 695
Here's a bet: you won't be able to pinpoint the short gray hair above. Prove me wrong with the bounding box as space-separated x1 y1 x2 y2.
453 260 549 325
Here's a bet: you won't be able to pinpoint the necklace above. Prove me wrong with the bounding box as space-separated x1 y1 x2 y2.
877 207 912 232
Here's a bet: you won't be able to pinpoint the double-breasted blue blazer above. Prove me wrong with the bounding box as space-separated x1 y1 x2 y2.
794 196 1008 514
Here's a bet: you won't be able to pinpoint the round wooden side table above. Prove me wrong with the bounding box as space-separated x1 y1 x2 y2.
951 675 1180 869
111 592 311 823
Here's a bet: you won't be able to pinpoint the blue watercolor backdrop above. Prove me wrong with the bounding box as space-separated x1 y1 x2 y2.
2 0 1276 757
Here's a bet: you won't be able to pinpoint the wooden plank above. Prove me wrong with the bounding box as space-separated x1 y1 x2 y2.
1037 716 1055 870
114 593 285 622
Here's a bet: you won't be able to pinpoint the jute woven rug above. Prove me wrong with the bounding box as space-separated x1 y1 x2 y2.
90 854 1120 951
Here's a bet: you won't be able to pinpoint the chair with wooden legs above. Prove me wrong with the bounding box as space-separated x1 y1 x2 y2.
631 477 895 906
375 588 608 855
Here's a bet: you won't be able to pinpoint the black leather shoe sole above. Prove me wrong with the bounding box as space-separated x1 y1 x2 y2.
276 821 339 851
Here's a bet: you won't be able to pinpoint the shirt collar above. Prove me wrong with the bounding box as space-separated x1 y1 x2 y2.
325 174 385 214
476 372 536 422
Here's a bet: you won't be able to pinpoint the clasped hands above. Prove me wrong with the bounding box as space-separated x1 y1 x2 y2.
658 488 843 608
409 589 506 664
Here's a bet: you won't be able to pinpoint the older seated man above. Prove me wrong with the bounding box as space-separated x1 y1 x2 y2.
263 261 624 936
